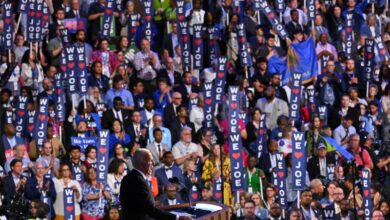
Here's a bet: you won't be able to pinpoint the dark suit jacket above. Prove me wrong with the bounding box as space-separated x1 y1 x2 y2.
155 165 185 194
158 69 182 88
169 118 196 146
163 104 178 128
161 33 177 57
120 169 176 220
0 135 24 167
102 108 132 129
24 176 56 201
329 106 359 130
307 155 336 180
2 174 28 205
258 152 274 182
158 194 184 206
65 9 87 19
174 84 200 106
124 122 148 147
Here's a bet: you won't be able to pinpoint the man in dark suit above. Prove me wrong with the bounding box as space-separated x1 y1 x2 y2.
158 183 184 206
162 23 179 57
102 97 132 129
164 92 182 128
65 0 86 18
120 149 192 220
285 9 308 39
2 159 28 205
159 58 182 88
155 151 185 194
331 198 356 220
174 72 200 106
169 105 196 145
48 8 66 40
124 111 148 147
307 143 336 180
258 140 279 182
0 123 24 167
329 94 359 130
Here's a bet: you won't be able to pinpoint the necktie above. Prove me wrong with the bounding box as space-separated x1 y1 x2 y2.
165 167 172 171
136 126 139 136
157 144 162 154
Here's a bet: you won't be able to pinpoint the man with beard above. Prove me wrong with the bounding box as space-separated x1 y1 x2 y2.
74 30 92 65
256 86 289 130
334 198 356 220
234 200 261 220
268 203 284 220
36 79 55 103
298 189 320 220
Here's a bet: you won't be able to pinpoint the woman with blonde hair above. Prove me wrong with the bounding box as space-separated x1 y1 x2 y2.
202 143 232 206
250 192 269 219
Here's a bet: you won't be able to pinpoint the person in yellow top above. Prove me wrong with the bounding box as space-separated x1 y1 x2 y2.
202 144 232 206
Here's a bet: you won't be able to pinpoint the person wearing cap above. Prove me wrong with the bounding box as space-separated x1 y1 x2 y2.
307 142 336 180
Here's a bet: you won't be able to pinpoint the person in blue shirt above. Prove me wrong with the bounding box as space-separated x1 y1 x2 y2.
109 119 131 158
153 78 172 114
105 75 135 111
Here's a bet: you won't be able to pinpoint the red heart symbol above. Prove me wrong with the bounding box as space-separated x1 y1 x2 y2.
322 68 327 73
310 104 315 110
38 114 46 121
178 15 184 21
66 205 74 212
214 192 222 198
380 49 386 55
205 98 212 105
292 88 300 95
294 152 303 159
269 12 275 19
239 37 245 44
43 15 49 21
144 15 151 22
277 171 284 178
106 9 112 15
131 27 137 33
60 65 66 72
191 193 198 200
194 39 202 46
56 88 62 95
367 53 373 59
5 18 12 24
218 72 224 78
17 110 25 117
28 124 34 131
363 189 369 197
181 35 188 42
258 129 264 135
232 152 240 160
99 147 107 154
78 62 85 69
230 103 237 109
29 11 35 17
347 27 352 33
37 11 42 17
67 62 75 69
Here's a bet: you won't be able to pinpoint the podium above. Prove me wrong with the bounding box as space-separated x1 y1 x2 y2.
160 202 230 220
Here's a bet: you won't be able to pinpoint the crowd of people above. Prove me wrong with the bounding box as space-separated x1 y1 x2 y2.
1 0 390 219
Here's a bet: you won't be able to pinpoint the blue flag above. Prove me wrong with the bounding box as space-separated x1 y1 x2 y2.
321 136 354 161
286 36 318 85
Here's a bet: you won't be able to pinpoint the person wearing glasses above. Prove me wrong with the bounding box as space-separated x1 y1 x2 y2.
52 163 82 220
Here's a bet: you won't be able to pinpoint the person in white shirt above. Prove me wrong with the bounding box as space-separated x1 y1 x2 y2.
283 0 308 25
172 127 201 169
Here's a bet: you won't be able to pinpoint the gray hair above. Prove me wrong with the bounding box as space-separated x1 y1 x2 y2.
132 149 151 169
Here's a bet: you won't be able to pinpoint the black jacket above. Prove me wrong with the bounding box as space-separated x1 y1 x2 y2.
120 169 176 220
